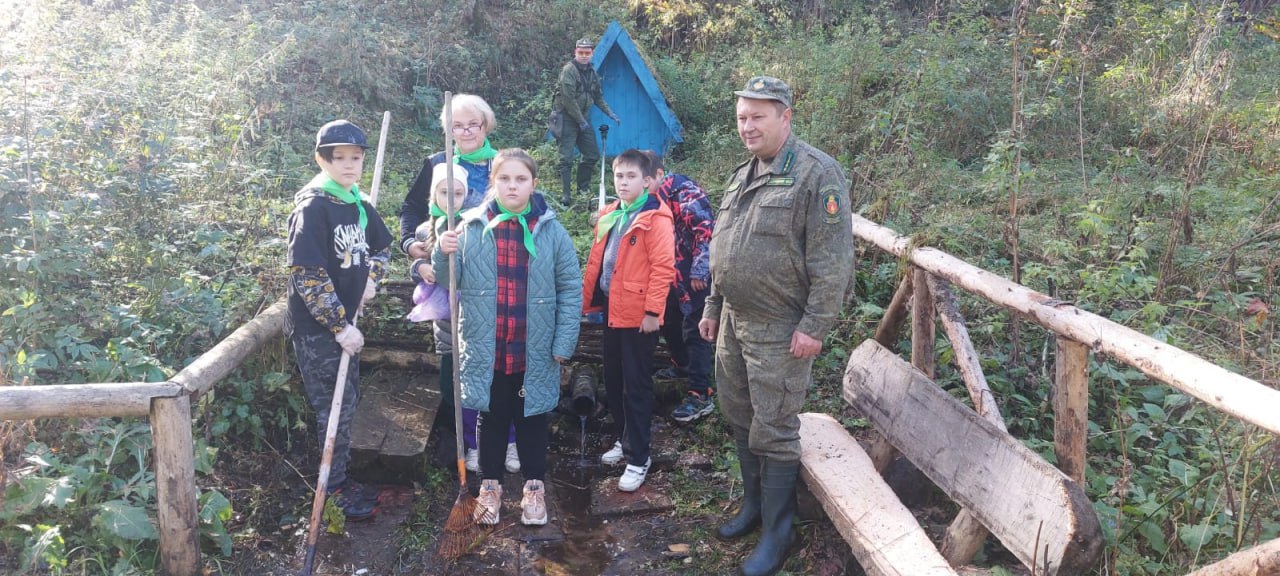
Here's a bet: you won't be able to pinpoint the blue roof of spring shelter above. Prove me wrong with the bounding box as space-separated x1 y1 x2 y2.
587 21 684 157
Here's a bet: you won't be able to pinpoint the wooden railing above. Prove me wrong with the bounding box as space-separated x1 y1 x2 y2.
0 299 288 576
851 214 1280 575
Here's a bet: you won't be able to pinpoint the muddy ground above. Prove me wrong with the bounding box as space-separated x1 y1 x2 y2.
201 364 892 576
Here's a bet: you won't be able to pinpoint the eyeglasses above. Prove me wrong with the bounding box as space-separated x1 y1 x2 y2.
451 122 484 135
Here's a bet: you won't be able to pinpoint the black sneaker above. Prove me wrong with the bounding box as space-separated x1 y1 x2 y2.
328 479 379 520
671 392 714 423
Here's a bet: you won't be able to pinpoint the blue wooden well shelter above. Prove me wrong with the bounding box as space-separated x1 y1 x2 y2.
587 21 684 157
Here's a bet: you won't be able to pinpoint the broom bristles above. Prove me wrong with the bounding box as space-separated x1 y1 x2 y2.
439 489 481 560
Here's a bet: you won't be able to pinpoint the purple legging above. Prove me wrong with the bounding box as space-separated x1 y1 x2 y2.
462 408 515 449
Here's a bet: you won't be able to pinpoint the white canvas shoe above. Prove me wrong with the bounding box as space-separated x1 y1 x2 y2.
505 442 521 473
618 458 651 492
464 448 480 473
600 441 624 466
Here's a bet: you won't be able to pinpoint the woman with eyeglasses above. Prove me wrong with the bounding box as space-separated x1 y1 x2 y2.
400 93 522 475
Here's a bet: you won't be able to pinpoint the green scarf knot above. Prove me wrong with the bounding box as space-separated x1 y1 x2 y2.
456 139 497 164
484 202 537 258
309 173 367 230
595 190 649 243
429 204 462 221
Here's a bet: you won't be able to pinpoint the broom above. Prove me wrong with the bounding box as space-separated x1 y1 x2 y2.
301 110 391 576
437 91 484 560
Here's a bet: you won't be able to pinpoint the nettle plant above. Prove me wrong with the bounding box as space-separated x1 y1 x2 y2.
0 422 231 573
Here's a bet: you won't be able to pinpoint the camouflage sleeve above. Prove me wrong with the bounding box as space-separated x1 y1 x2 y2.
795 166 855 340
368 246 390 284
290 265 348 334
703 284 723 324
557 65 587 126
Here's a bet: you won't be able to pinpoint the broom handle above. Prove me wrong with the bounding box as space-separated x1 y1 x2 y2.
301 111 390 576
442 93 467 484
597 126 608 211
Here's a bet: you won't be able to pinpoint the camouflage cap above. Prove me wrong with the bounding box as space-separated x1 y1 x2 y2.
734 76 792 109
575 37 594 49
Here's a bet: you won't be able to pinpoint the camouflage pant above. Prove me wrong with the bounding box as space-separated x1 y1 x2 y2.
556 116 600 197
714 306 812 462
292 330 361 486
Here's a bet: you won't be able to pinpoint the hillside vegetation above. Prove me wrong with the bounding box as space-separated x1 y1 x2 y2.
1 0 1278 573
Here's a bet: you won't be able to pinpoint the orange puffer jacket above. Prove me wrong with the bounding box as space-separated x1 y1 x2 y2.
582 195 676 328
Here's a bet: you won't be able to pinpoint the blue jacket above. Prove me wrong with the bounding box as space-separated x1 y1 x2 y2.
432 193 582 415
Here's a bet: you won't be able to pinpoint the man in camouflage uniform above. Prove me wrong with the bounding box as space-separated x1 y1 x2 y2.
699 76 855 576
555 37 619 206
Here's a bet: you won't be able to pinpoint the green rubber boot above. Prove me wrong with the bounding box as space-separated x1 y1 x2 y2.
739 459 799 576
717 435 761 540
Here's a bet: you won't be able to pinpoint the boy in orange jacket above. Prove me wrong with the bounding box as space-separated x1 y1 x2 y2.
582 149 676 492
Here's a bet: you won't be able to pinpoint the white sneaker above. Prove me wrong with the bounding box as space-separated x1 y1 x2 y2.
618 458 651 492
465 448 479 473
521 480 548 525
505 442 521 473
474 479 501 525
600 441 624 466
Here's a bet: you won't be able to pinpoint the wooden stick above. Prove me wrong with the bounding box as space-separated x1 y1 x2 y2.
1054 338 1089 484
851 213 1280 436
927 275 1005 566
911 268 935 379
874 271 913 350
302 111 391 576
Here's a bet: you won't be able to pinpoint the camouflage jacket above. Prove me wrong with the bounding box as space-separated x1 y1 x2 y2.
704 133 855 340
556 61 614 126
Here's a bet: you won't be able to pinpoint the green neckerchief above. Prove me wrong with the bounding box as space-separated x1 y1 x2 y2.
595 190 649 243
483 201 537 258
308 173 367 230
455 139 497 164
429 203 462 221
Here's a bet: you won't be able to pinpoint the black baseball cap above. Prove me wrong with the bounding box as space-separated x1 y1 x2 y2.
314 120 369 151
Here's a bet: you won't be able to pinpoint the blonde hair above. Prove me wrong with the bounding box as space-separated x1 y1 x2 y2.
484 148 538 202
439 94 497 133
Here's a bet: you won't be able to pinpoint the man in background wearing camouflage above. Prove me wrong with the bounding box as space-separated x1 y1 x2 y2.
554 37 619 206
699 76 855 576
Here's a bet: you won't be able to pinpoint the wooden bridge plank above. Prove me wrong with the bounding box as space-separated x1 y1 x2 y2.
798 413 958 576
844 340 1103 575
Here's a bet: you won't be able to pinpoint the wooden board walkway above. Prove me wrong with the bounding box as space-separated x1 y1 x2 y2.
844 340 1103 575
799 412 958 576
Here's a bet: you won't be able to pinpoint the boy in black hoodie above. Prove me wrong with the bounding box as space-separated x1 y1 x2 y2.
286 120 392 519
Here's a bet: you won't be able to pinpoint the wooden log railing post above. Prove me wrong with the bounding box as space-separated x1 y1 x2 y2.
1054 339 1089 484
912 268 936 379
152 395 199 576
867 272 915 472
875 271 914 350
928 275 1005 567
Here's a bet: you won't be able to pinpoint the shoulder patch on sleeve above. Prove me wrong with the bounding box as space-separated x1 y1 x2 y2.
820 186 844 224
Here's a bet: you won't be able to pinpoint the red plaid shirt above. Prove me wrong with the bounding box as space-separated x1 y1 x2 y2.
492 210 537 375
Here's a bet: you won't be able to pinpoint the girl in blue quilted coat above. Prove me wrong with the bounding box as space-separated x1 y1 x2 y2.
435 148 582 526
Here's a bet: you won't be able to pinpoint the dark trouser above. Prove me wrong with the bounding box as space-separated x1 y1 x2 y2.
292 330 360 487
603 323 659 466
557 116 599 198
660 289 713 395
715 305 811 462
478 371 548 481
440 353 513 450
